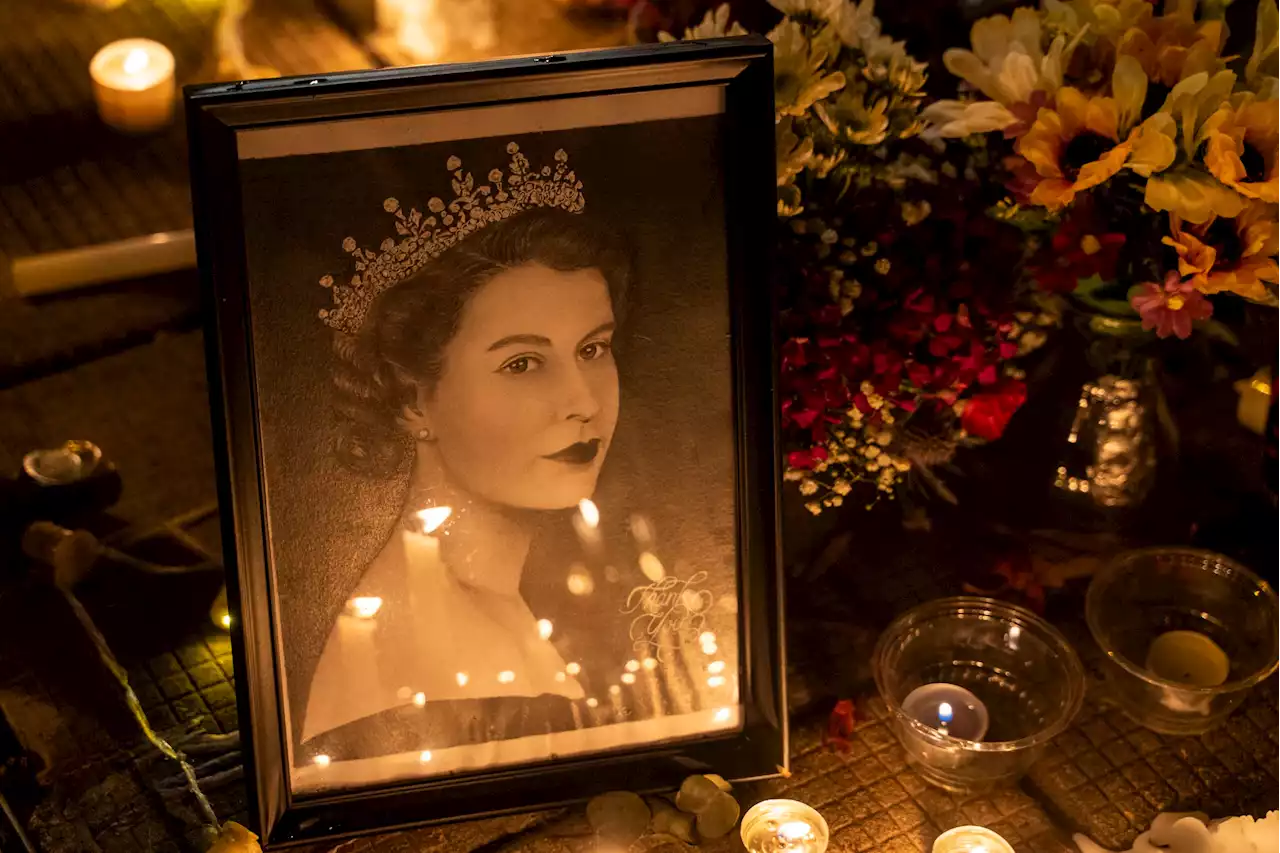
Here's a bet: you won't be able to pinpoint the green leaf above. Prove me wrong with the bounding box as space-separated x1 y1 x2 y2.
587 791 650 843
674 775 721 814
694 793 741 840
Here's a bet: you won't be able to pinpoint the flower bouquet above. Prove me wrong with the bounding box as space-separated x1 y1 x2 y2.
664 1 1045 516
920 0 1278 508
923 0 1278 339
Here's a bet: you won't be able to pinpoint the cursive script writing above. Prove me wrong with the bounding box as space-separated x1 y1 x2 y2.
622 571 713 659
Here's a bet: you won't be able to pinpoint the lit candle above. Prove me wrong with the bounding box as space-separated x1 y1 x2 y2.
932 825 1015 853
740 800 829 853
89 39 176 133
902 684 989 741
1235 369 1272 435
1145 631 1229 687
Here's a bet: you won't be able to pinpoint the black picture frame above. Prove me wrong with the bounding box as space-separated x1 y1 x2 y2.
186 38 783 849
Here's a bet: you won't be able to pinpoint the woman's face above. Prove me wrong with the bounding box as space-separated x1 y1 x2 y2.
420 262 620 510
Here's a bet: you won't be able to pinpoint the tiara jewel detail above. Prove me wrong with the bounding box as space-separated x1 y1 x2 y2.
318 143 586 334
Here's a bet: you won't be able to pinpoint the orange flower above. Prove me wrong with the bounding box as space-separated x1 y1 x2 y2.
1165 202 1279 303
1016 87 1131 210
1203 99 1279 203
1116 11 1224 87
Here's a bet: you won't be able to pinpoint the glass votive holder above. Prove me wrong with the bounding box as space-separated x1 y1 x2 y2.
740 799 829 853
1086 548 1278 735
873 597 1084 794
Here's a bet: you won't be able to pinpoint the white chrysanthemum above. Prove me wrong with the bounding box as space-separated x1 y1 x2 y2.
657 3 747 42
769 20 847 117
922 8 1077 137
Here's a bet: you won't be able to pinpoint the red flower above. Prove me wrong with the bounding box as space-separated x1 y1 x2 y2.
1130 271 1213 339
961 380 1027 441
1029 206 1126 294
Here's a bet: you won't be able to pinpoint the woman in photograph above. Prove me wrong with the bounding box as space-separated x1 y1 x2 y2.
299 167 732 772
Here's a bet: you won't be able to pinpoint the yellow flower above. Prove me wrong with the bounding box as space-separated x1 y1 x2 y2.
657 3 747 41
207 822 262 853
776 118 815 186
1115 7 1225 87
1161 214 1218 279
769 21 847 117
922 8 1073 137
1203 99 1279 203
1246 0 1279 89
1144 170 1245 223
1161 70 1237 157
1016 87 1131 209
815 88 889 145
1167 203 1279 302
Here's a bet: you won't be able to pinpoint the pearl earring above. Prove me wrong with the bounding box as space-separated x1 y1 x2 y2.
417 428 433 441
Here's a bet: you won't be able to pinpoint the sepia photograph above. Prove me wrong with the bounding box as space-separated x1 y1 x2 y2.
238 95 744 792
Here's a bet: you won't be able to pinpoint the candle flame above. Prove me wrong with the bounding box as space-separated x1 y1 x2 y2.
537 619 554 640
416 505 452 534
455 672 469 686
621 672 636 684
578 498 600 529
413 692 426 706
777 821 813 841
938 702 954 724
350 596 383 619
313 754 331 767
219 612 231 629
419 750 433 763
566 662 582 676
123 48 150 76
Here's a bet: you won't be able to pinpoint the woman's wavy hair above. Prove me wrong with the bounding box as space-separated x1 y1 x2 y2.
331 207 632 474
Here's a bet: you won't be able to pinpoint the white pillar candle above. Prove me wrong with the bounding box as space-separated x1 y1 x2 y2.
89 39 176 133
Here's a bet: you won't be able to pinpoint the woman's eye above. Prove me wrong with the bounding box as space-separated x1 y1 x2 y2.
579 341 612 361
500 355 541 375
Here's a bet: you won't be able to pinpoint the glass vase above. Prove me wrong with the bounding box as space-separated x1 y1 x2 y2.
1052 319 1168 511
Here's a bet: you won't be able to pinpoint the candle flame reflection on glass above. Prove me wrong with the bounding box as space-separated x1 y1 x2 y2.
417 506 452 533
578 498 600 528
537 619 554 640
350 596 383 619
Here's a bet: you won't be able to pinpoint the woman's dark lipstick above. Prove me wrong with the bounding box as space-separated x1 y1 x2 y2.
544 439 601 465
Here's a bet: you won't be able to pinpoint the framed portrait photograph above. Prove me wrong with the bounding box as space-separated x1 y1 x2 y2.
187 37 783 848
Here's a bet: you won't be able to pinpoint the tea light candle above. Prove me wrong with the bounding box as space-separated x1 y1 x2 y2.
1146 630 1229 687
740 800 829 853
902 683 990 741
89 39 176 133
1235 369 1272 435
932 825 1015 853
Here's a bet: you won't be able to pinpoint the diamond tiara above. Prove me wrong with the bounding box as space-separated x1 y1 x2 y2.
318 142 586 335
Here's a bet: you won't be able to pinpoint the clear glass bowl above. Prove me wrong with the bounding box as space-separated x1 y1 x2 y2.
873 597 1085 794
1086 548 1278 735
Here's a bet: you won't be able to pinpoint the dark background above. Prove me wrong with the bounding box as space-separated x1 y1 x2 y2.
238 115 742 749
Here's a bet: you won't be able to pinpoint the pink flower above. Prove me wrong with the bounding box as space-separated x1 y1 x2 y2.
1131 272 1213 340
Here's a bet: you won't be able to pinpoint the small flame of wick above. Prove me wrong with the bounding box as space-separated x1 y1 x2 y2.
938 702 953 725
123 48 150 76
